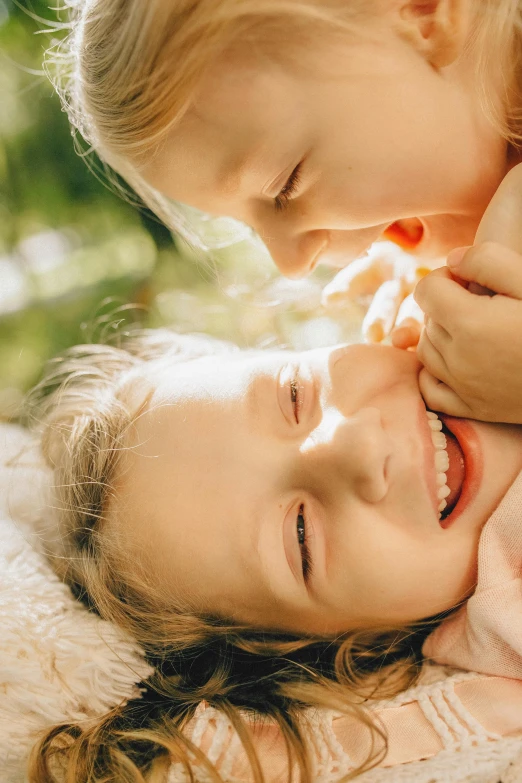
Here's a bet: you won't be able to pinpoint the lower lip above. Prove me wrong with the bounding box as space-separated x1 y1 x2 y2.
438 415 483 528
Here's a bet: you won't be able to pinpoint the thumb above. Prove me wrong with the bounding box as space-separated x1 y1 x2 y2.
475 162 522 253
447 242 522 299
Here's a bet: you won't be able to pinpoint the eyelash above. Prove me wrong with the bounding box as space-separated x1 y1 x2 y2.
290 373 313 583
297 504 314 583
290 376 301 423
274 162 303 213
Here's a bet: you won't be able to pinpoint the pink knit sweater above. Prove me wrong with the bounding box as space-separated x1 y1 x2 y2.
422 471 522 678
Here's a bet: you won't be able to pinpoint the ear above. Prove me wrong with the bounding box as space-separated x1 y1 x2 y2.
396 1 472 68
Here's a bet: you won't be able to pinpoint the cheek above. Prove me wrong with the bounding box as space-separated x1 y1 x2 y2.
397 534 479 620
340 520 474 612
431 532 479 599
334 516 418 600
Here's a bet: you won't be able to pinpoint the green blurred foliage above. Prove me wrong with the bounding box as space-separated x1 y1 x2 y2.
0 0 363 420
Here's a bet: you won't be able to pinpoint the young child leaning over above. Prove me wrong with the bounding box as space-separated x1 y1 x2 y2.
50 0 522 425
26 329 522 782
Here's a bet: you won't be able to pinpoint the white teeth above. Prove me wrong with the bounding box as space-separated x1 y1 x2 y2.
431 431 447 450
435 449 449 473
437 484 451 500
425 409 452 520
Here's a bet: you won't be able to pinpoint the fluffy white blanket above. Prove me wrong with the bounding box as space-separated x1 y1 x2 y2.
1 423 522 783
0 424 154 783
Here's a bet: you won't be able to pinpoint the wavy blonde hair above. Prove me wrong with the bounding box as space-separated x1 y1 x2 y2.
45 0 522 250
24 327 454 783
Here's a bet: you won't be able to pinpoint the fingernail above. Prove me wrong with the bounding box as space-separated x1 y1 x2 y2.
447 246 471 268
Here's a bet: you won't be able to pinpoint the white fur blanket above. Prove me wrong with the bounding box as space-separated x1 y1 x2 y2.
1 423 522 783
0 424 154 783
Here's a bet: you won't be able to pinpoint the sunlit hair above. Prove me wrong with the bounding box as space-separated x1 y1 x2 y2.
45 0 375 249
24 326 456 783
45 0 522 250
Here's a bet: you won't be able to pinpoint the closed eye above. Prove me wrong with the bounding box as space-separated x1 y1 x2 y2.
290 377 300 423
275 162 303 213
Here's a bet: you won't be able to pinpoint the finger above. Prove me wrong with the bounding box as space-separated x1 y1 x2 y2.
424 316 451 348
447 242 522 299
467 281 496 296
416 328 451 384
392 293 424 349
414 270 476 332
395 292 424 327
321 254 391 306
424 264 472 290
418 369 473 418
362 279 404 343
391 320 422 350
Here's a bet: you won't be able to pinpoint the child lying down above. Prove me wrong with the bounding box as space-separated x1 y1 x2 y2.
26 330 522 782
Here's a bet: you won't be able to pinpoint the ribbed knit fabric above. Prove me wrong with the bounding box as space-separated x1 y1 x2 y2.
173 669 522 782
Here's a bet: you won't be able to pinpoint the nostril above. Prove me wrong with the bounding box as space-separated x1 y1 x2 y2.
358 471 389 505
383 454 391 484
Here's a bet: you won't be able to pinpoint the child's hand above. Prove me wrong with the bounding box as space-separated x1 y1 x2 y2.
390 293 425 350
321 241 434 343
412 162 522 422
414 243 522 422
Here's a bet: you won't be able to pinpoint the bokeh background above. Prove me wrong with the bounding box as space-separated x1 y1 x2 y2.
0 0 365 421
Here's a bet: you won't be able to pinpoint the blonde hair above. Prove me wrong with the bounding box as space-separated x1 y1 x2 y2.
46 0 375 249
24 327 449 783
45 0 522 249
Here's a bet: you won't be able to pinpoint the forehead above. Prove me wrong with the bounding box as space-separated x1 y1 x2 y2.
143 27 393 214
125 353 256 465
111 353 281 615
145 57 305 213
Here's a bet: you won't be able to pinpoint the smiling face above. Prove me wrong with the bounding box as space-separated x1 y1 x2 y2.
114 344 522 637
141 4 509 278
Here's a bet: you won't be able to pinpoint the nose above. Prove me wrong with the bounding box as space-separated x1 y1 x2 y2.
301 407 391 504
261 229 330 279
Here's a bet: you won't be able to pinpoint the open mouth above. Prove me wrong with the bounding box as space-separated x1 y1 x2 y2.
439 421 466 523
382 218 425 252
425 409 466 526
